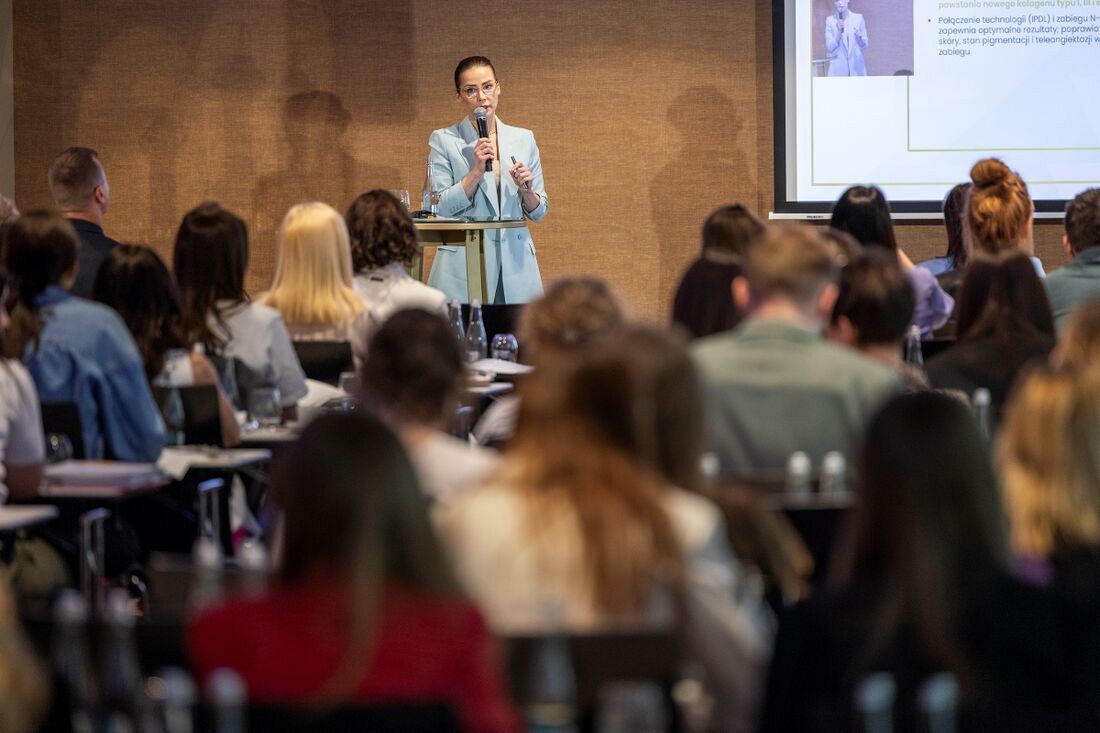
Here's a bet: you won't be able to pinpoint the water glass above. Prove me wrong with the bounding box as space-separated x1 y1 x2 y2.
388 189 412 211
490 333 519 362
247 387 282 429
46 433 74 464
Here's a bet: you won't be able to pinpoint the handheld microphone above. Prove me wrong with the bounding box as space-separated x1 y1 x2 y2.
474 107 493 172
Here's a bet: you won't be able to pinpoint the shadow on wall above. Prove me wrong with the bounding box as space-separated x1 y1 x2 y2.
649 87 755 311
249 90 399 290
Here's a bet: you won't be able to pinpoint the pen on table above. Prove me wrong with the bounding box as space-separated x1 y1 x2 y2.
511 156 531 190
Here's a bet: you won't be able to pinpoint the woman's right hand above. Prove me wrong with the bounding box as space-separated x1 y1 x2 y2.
470 137 494 175
461 136 495 199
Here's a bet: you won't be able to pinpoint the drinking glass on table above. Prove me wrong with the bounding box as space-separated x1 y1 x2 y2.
45 433 74 464
490 333 519 362
247 387 283 429
388 189 412 211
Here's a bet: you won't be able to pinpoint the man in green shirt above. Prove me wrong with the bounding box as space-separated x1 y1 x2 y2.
1045 188 1100 332
692 224 900 480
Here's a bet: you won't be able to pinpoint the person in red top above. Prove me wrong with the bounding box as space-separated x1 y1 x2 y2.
187 412 519 733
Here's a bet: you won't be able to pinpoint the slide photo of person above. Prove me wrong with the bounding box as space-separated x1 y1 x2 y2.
811 0 914 77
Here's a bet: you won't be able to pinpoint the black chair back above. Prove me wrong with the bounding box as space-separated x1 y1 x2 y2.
505 630 681 730
226 703 460 732
292 341 353 386
153 385 223 447
40 401 86 459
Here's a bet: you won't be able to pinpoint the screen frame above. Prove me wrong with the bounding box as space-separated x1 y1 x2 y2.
770 0 1069 217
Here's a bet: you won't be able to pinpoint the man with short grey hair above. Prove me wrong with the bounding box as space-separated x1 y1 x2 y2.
47 146 116 298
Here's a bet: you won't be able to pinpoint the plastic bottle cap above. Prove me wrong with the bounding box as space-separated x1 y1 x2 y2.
207 668 247 705
972 388 991 408
54 588 89 625
104 588 136 627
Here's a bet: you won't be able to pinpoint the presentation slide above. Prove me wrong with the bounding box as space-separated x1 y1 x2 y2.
777 0 1100 212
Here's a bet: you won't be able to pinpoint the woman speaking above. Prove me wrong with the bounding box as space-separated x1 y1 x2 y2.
425 56 548 304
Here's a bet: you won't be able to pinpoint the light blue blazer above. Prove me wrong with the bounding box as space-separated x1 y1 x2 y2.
825 12 868 77
425 117 548 304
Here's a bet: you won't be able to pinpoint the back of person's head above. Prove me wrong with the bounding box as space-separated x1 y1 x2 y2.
92 244 186 381
275 411 460 689
617 325 706 493
966 158 1033 256
671 257 742 340
836 391 1008 683
173 202 250 355
265 202 362 326
999 367 1100 558
360 309 463 428
831 250 916 348
1056 298 1100 369
700 204 765 262
955 250 1054 343
1 210 78 358
830 185 898 251
943 183 972 268
740 224 840 310
1064 188 1100 255
519 276 624 358
819 228 862 265
47 146 105 212
511 338 682 616
345 189 419 271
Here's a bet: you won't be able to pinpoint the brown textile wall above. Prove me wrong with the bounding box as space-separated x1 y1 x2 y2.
12 0 1065 320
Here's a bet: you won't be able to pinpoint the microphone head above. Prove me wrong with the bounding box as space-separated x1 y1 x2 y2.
473 107 488 121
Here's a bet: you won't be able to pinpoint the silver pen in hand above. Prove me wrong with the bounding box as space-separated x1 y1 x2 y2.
510 156 531 190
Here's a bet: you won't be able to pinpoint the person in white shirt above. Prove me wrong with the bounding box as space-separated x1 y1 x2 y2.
174 202 307 421
0 359 44 503
345 189 447 326
437 326 772 733
360 309 498 503
259 202 372 366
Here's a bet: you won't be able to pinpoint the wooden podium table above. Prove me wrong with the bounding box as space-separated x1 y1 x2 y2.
413 218 527 302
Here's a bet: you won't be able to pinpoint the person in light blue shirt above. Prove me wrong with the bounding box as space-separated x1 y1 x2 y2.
2 210 164 461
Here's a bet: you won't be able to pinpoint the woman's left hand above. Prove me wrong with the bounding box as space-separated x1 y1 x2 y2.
509 161 534 190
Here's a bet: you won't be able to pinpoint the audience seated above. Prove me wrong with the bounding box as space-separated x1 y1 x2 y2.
918 182 971 278
0 579 48 733
1044 188 1100 330
925 251 1055 429
964 158 1044 278
92 244 240 447
671 204 765 339
345 189 447 324
174 202 307 420
188 412 519 732
998 366 1100 696
260 202 371 365
46 147 118 298
360 309 498 503
831 185 953 336
1054 297 1100 368
761 392 1092 732
2 211 163 461
472 276 624 448
438 330 771 732
0 281 44 502
692 224 899 478
828 250 926 391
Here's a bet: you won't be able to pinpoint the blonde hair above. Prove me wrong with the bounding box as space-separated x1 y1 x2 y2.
966 158 1033 257
1055 299 1100 370
998 367 1100 557
263 202 365 326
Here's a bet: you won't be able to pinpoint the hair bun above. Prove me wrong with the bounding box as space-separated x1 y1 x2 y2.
971 158 1012 190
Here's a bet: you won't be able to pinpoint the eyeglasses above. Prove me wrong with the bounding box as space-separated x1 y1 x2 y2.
459 81 497 99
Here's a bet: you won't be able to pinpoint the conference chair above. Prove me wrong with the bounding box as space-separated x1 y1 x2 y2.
153 385 223 447
40 401 86 460
291 340 354 386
